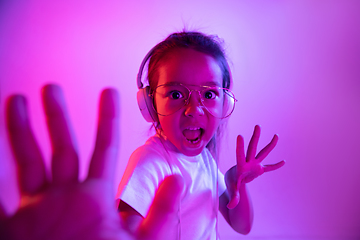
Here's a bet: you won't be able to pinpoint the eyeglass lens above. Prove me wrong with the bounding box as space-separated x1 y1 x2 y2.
153 84 236 118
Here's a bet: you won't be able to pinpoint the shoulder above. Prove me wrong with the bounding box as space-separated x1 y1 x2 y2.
125 135 174 177
117 136 172 199
129 137 167 166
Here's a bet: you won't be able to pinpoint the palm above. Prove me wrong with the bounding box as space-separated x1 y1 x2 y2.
236 160 264 184
2 180 129 240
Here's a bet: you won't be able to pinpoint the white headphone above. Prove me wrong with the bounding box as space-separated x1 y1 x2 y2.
136 47 158 122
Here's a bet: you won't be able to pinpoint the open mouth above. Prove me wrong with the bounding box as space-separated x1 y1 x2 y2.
183 127 203 144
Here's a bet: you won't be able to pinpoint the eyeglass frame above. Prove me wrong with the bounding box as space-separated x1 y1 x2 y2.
149 83 238 119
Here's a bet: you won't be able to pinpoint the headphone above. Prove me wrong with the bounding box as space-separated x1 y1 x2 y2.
136 46 158 122
136 43 233 123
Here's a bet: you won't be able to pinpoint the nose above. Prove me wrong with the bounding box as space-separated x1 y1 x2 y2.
184 90 204 117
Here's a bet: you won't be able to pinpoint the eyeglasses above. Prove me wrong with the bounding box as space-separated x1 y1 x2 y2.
151 83 237 119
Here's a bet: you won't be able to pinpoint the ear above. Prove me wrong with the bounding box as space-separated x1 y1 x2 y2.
137 86 158 123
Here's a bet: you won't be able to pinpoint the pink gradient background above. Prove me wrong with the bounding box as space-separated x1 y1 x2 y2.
1 1 359 239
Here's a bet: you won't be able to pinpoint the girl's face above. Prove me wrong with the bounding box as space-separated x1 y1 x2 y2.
155 48 223 156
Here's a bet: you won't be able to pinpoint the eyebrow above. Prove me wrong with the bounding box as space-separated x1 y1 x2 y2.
202 81 222 87
166 81 221 87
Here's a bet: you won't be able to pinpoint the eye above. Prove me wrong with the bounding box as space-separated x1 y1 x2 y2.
169 90 183 100
203 90 218 100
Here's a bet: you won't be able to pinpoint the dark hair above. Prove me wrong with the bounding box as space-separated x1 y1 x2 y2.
147 31 231 91
146 31 232 156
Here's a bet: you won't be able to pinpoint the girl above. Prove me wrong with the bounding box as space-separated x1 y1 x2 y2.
117 31 285 240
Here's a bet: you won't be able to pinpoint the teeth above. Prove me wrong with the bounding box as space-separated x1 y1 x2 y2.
186 127 200 130
183 127 202 144
189 138 200 144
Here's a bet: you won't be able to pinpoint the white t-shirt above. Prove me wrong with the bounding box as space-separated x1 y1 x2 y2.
117 134 226 240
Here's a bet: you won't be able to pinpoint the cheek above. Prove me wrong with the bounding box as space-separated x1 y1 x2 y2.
203 117 221 139
209 117 221 130
158 115 179 135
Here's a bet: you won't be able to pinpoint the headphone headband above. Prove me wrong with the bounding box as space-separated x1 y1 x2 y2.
137 46 157 89
136 46 159 122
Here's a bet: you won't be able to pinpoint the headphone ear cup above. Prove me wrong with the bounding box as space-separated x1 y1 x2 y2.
137 86 158 122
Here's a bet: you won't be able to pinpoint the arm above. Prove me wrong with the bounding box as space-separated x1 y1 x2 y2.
118 200 144 233
219 183 253 234
118 172 184 240
117 144 178 236
220 125 285 234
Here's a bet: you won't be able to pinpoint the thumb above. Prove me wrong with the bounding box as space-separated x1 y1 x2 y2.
226 187 240 209
137 174 184 240
225 168 242 209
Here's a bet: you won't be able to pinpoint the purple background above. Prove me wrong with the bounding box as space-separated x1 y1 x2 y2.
1 1 359 239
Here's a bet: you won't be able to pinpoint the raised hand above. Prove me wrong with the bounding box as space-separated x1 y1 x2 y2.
225 125 285 209
0 84 183 240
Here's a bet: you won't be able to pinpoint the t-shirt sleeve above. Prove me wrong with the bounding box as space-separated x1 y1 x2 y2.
116 146 172 217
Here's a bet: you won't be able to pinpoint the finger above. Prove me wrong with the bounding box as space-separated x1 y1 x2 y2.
236 172 247 190
226 191 240 209
138 175 184 240
88 88 120 181
263 160 286 173
246 125 260 162
236 135 246 168
42 84 79 184
227 175 242 209
6 95 47 194
256 134 279 162
225 167 242 209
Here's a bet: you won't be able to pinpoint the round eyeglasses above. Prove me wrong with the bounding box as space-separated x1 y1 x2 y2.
150 83 237 119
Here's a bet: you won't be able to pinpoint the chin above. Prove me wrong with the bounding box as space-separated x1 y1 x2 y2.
179 144 206 157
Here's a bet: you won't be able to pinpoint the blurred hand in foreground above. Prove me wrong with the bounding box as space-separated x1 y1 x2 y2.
0 84 183 240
